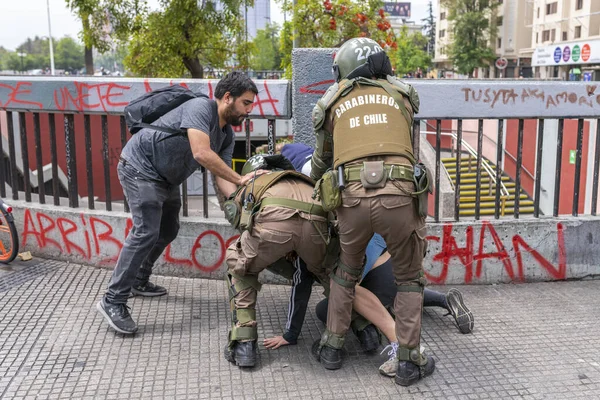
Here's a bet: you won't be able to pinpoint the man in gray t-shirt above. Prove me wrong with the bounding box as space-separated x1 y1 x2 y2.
97 72 266 335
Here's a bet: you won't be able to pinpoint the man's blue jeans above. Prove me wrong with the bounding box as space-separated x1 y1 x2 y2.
105 161 181 304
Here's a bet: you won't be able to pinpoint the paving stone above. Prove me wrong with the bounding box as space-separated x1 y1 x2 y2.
0 258 599 399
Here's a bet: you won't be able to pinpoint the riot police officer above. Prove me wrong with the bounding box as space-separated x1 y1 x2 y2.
223 155 331 368
310 37 435 386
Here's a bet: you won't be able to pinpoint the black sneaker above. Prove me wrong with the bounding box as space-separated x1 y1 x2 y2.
395 355 436 387
311 339 342 370
355 324 381 352
131 281 167 297
224 341 257 367
96 298 138 334
446 288 474 334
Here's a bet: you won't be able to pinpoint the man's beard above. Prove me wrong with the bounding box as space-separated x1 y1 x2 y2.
225 103 247 126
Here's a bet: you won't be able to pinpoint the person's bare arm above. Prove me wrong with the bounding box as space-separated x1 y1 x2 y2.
215 176 238 199
188 128 243 185
188 128 264 188
353 285 396 343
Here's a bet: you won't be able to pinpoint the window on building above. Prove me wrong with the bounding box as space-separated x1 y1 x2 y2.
439 29 445 38
551 29 556 41
576 0 583 10
497 16 503 26
562 31 568 41
575 26 582 38
440 12 446 20
536 32 539 43
542 30 550 41
546 2 557 15
537 8 540 18
497 38 502 48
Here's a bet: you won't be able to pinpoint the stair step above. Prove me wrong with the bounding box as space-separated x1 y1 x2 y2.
460 207 536 216
459 200 534 209
459 194 530 202
458 182 516 191
452 176 511 184
459 189 524 196
448 170 496 179
441 156 474 163
443 159 484 166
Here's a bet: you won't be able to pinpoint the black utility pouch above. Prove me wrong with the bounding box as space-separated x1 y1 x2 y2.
413 163 431 218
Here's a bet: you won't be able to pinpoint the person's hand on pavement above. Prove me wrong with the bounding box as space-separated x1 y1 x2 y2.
263 335 290 349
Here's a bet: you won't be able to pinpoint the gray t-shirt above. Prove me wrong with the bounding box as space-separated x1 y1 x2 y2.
121 97 234 186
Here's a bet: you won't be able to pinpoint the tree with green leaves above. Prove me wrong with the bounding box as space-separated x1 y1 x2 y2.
279 0 395 76
55 37 85 72
125 0 252 78
65 0 147 75
388 26 431 77
421 0 435 57
250 23 282 71
441 0 499 77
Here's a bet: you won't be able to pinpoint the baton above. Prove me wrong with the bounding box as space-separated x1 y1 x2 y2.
338 166 346 191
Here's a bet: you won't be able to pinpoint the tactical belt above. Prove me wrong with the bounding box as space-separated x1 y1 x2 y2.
344 164 414 182
259 197 328 218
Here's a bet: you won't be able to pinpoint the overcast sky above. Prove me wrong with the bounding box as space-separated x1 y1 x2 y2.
0 0 436 52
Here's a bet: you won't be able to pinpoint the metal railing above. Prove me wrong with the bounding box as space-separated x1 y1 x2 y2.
418 116 600 222
0 77 290 219
3 77 600 223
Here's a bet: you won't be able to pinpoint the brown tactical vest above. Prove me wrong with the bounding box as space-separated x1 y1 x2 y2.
234 170 316 207
329 81 414 168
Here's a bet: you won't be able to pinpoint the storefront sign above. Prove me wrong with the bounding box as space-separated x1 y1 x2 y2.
533 39 600 66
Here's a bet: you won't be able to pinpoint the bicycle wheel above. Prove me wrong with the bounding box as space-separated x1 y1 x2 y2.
0 207 19 264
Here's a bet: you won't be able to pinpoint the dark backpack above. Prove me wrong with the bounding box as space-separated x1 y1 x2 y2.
124 85 205 136
124 85 233 151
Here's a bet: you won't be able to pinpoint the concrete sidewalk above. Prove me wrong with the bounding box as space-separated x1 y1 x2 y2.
1 258 599 399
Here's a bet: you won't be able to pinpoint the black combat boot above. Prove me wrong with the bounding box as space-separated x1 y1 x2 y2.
395 355 436 386
354 324 381 352
311 340 342 370
224 340 257 367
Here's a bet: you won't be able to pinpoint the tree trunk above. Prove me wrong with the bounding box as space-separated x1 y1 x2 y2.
81 16 94 75
183 57 204 79
85 46 94 75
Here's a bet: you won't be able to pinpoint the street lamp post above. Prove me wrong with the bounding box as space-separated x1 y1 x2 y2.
46 0 55 75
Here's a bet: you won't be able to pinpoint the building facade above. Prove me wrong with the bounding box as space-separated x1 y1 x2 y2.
214 0 271 40
435 0 600 80
530 0 600 80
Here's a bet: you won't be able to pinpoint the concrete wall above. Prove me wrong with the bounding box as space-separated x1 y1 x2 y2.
7 201 599 284
0 77 291 118
291 48 600 143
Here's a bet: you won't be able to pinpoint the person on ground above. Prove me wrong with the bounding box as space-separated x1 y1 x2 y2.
222 155 395 368
263 143 474 377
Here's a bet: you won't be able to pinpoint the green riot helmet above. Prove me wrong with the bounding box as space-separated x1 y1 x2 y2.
241 154 295 175
241 155 268 175
332 37 391 82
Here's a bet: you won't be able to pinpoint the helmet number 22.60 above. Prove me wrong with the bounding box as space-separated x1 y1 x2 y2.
354 45 383 61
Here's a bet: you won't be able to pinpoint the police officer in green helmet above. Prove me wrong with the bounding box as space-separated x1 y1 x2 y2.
310 37 434 386
223 154 332 368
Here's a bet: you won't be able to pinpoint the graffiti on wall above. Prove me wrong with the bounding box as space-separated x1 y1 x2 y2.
0 79 283 117
20 209 568 283
460 85 600 110
425 221 566 284
20 210 239 273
